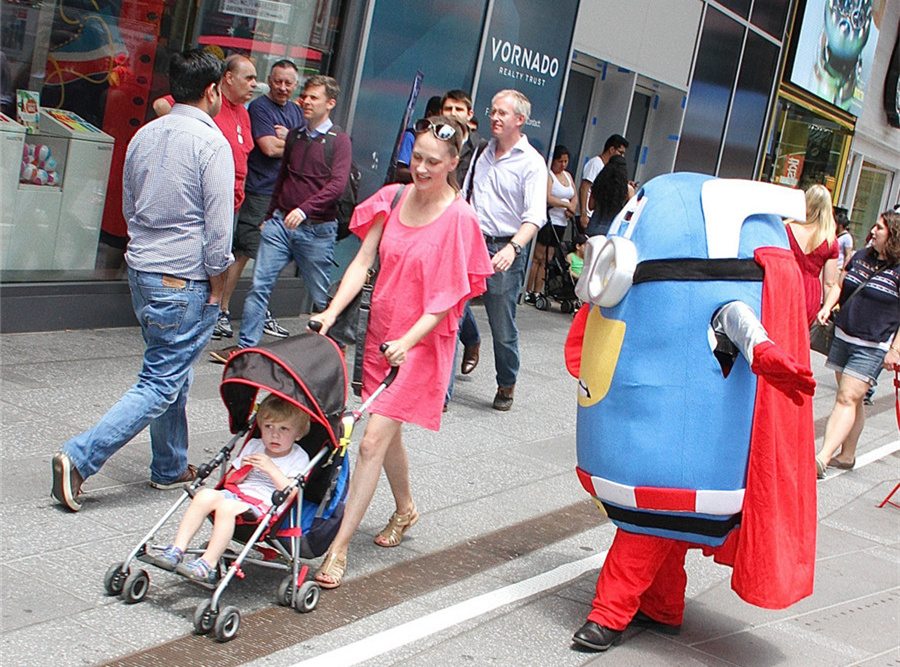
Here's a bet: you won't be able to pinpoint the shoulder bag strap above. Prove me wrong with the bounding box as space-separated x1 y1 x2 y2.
352 185 406 395
465 143 488 204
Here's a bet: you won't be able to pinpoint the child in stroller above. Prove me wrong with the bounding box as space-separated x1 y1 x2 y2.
148 394 311 583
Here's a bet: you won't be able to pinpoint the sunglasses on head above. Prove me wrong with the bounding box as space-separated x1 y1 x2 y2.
414 118 457 142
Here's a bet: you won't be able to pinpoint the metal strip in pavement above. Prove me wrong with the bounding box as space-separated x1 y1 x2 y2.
102 501 603 667
292 550 610 667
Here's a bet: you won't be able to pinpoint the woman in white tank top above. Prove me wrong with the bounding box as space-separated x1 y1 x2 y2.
525 145 578 303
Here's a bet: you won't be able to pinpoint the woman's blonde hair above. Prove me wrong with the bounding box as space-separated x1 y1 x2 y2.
805 184 836 248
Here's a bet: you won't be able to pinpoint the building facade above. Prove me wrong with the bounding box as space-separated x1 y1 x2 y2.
2 0 896 331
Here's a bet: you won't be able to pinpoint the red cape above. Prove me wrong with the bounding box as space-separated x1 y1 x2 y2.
711 247 817 608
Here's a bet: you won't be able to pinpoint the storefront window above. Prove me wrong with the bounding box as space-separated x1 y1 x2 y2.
760 96 853 193
851 163 892 243
0 0 343 284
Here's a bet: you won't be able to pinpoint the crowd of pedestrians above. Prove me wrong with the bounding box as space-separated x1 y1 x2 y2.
47 46 899 657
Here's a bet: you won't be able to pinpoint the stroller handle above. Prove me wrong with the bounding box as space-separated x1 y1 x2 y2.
307 319 323 332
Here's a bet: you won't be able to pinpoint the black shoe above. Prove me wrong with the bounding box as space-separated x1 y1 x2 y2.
631 610 682 635
492 385 514 411
51 452 84 511
572 621 622 652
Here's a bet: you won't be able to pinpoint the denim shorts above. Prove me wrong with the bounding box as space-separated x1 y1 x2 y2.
220 490 262 517
825 335 887 386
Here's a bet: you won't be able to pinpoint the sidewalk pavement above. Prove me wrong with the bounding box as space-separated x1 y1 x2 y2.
1 302 898 666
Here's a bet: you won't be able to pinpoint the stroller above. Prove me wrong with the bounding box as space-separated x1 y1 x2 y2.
534 222 580 313
102 333 396 642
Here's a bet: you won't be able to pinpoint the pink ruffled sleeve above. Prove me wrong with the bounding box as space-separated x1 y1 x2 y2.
349 184 405 241
420 199 494 330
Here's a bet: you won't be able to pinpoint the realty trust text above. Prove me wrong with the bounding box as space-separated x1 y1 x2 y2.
492 37 559 87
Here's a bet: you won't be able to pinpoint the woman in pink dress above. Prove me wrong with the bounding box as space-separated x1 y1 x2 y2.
786 184 839 326
308 117 493 588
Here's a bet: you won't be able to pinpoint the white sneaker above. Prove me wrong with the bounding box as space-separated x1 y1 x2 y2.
263 312 289 338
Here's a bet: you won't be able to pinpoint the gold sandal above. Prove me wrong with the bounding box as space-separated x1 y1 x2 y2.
314 552 346 589
374 506 419 548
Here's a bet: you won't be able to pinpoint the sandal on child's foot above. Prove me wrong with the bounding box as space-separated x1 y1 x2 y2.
374 506 419 548
314 552 346 589
148 545 183 571
175 558 218 584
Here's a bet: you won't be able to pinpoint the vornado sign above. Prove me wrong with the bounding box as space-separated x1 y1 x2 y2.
491 37 560 86
473 0 580 157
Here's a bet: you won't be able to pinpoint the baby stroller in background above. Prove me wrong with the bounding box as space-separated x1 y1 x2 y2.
534 221 580 313
102 334 396 642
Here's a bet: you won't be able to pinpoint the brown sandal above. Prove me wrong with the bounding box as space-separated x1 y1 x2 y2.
374 506 419 548
314 552 346 589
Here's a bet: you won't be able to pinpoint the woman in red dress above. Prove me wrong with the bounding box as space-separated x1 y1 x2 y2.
308 117 492 588
786 184 838 326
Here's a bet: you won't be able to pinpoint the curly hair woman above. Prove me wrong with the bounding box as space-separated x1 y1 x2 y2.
814 211 900 478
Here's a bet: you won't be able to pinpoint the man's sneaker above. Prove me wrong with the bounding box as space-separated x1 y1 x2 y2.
213 310 233 339
148 545 183 571
149 464 197 490
210 345 241 364
263 311 289 338
492 385 515 411
523 291 536 305
51 452 84 511
176 558 218 584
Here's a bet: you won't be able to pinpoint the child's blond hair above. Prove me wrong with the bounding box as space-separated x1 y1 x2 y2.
257 394 310 439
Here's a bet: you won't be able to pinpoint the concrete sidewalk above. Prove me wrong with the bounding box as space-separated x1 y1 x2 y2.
1 302 898 666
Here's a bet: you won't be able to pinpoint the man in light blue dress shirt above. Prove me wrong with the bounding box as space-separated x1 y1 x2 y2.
51 50 235 511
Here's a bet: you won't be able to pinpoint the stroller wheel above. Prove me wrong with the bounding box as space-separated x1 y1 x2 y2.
277 575 294 607
120 569 149 604
561 300 574 314
193 600 217 634
214 605 241 642
295 581 320 613
103 562 127 596
535 295 549 311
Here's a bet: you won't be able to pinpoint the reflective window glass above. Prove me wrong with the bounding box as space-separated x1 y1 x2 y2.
674 8 743 175
718 32 779 178
751 0 791 37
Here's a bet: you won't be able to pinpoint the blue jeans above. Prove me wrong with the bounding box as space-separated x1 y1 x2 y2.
239 211 337 348
63 269 218 484
483 241 527 388
446 303 483 403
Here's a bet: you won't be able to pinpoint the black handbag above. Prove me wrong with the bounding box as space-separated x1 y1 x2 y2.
809 316 834 356
325 185 405 395
809 266 885 356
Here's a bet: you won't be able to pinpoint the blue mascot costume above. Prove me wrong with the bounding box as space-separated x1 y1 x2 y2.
566 174 818 652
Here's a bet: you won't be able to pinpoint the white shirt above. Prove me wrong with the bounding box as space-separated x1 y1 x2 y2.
463 134 547 237
581 155 604 218
231 438 309 507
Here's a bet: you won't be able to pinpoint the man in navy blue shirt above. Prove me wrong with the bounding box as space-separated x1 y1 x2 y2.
215 60 306 340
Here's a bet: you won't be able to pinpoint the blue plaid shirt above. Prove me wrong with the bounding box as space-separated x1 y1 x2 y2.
123 104 235 280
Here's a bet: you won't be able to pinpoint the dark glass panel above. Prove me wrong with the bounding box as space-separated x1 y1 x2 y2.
717 0 751 18
718 32 779 178
751 0 791 37
674 8 743 175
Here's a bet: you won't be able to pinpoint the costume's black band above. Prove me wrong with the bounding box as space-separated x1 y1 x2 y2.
632 258 763 284
603 502 742 538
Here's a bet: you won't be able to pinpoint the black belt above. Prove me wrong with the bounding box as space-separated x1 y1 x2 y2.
483 234 514 244
275 210 333 225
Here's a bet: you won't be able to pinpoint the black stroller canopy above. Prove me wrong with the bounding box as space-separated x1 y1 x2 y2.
220 334 347 434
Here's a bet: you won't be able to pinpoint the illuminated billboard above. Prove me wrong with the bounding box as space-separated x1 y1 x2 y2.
788 0 880 117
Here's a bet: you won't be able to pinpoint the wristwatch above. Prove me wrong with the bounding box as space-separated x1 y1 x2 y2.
509 241 523 256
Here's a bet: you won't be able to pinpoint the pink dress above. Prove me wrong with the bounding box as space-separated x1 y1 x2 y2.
786 225 838 325
350 184 493 430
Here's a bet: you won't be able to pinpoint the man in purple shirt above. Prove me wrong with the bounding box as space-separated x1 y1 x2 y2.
212 75 351 363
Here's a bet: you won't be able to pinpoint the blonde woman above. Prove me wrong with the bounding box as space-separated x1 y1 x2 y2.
786 184 839 325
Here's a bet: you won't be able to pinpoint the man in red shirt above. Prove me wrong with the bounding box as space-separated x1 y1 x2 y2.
210 55 258 338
